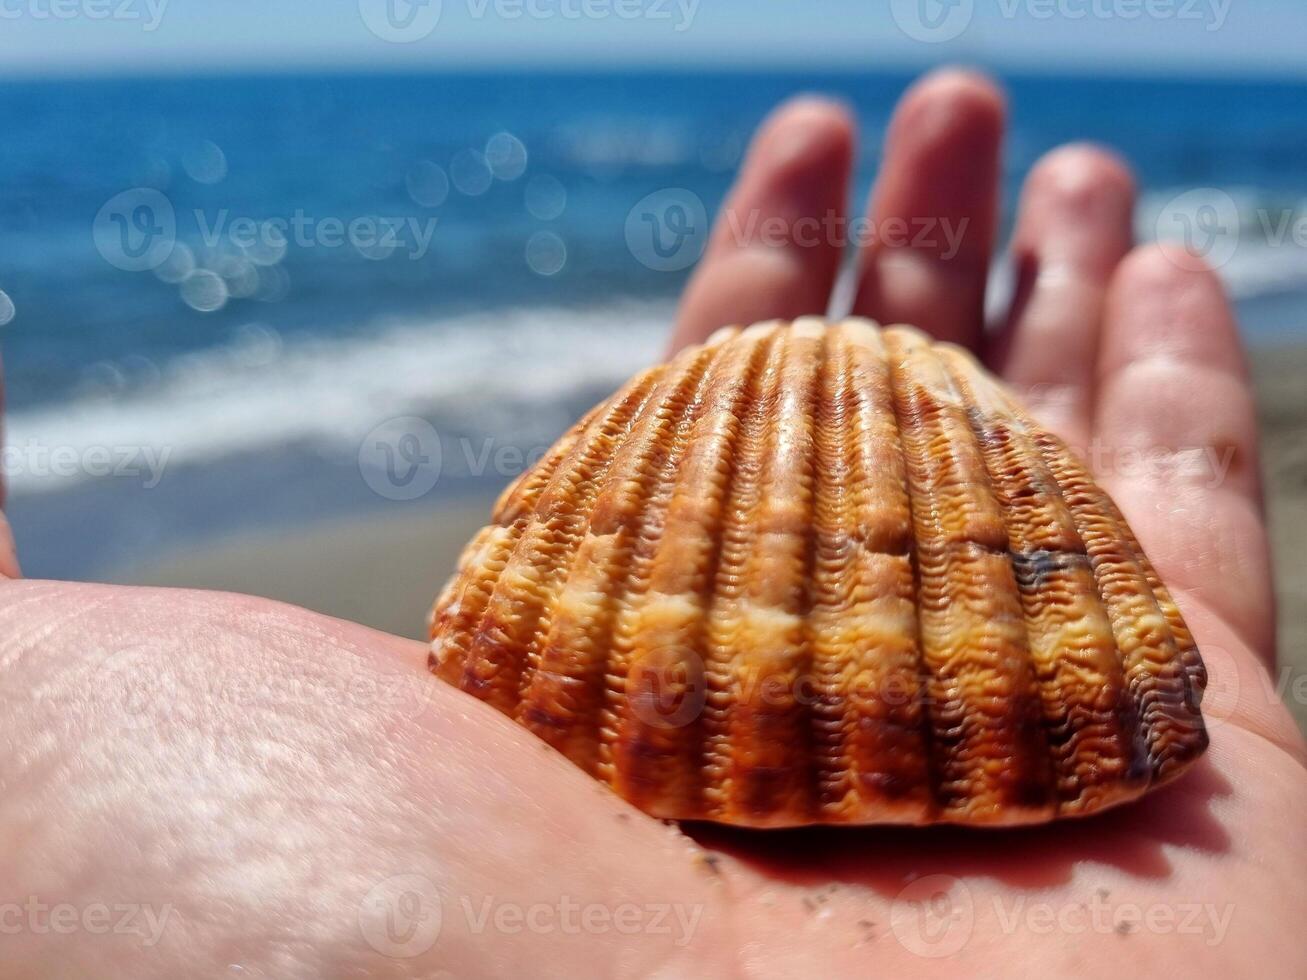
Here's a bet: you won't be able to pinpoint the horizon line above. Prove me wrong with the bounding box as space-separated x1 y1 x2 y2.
1 53 1305 84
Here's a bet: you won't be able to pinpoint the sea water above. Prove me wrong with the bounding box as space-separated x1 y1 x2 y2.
1 70 1303 576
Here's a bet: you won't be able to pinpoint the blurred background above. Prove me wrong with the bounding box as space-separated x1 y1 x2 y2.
0 1 1303 725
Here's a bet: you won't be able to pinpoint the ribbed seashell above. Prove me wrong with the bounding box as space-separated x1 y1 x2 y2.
429 318 1207 827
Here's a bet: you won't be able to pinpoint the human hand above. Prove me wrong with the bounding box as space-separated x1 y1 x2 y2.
1 68 1303 978
668 65 1304 973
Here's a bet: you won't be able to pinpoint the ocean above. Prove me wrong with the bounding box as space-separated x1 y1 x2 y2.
1 70 1305 579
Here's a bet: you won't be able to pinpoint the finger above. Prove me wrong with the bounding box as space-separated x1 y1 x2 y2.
670 98 853 354
0 513 18 580
850 69 1004 349
989 144 1135 448
1094 242 1272 661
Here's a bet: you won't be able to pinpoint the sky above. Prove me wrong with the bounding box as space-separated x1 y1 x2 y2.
0 0 1304 77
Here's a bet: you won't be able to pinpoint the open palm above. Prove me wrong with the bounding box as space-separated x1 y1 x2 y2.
2 69 1304 978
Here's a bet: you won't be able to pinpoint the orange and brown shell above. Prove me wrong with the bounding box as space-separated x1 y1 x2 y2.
429 318 1207 827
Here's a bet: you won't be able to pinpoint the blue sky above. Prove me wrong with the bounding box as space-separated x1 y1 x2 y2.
0 0 1303 77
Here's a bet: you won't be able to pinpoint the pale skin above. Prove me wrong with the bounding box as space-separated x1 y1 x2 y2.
1 68 1304 977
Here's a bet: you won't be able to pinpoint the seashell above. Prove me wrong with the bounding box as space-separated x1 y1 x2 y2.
428 318 1207 827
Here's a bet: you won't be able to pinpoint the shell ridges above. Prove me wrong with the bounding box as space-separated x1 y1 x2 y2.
430 319 1208 827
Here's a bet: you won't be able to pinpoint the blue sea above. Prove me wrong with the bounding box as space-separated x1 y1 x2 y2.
1 70 1305 579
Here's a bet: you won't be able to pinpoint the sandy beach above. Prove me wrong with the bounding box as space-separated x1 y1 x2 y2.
116 344 1307 734
1252 344 1307 733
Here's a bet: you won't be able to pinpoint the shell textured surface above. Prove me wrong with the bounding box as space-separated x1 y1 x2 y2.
429 318 1208 827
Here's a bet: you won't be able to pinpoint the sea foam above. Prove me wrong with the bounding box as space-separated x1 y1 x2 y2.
4 302 669 496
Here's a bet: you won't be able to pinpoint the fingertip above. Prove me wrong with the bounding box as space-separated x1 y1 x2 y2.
1108 244 1228 337
758 96 855 149
1024 143 1136 220
1114 240 1222 290
742 96 855 197
894 67 1006 149
1019 144 1134 277
1101 241 1251 402
906 66 1006 110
